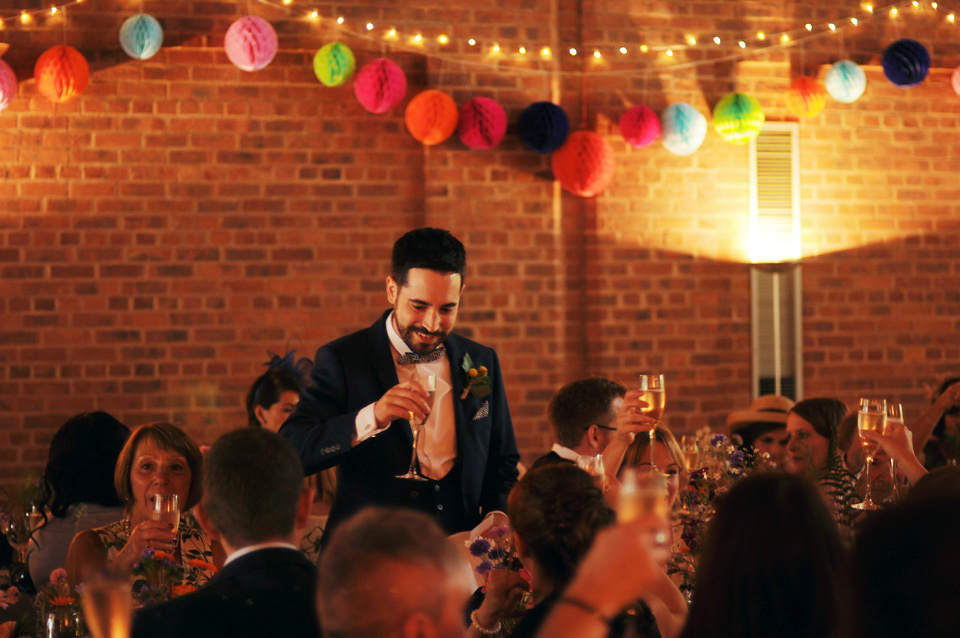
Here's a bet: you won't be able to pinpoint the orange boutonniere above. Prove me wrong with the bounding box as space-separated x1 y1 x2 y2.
460 353 491 400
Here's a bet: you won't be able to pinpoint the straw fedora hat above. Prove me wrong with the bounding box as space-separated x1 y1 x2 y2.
726 395 795 440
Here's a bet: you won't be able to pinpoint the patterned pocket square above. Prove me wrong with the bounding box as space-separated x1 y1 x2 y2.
472 400 490 421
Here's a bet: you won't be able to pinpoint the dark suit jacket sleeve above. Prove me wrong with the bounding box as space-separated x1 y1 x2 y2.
279 342 361 476
479 349 520 514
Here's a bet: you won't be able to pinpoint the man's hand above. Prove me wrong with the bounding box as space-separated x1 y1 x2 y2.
610 390 658 446
373 378 431 428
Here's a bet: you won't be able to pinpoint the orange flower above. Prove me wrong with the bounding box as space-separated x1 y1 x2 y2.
152 550 171 562
171 584 197 598
50 596 76 606
187 558 218 572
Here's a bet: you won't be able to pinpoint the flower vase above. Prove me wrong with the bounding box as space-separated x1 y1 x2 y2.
40 604 82 638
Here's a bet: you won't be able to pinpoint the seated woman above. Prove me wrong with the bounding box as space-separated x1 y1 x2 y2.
29 412 130 588
618 426 686 511
474 464 686 638
679 472 848 638
914 376 960 469
65 422 218 600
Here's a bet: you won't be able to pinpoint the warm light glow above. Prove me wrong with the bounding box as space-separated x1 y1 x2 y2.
309 10 319 20
757 31 766 40
519 46 527 54
365 22 374 31
865 4 874 12
20 11 29 24
468 38 476 46
336 16 344 24
781 34 790 42
828 23 836 31
437 34 448 44
50 7 58 15
912 1 920 7
851 17 859 25
619 46 627 54
413 33 424 44
491 42 500 52
283 0 292 4
666 49 674 56
933 2 939 9
640 44 649 52
805 23 813 31
949 12 956 22
738 40 746 48
386 28 398 39
749 228 800 263
541 47 552 57
713 36 721 44
890 7 898 16
569 47 578 56
593 49 602 59
687 35 697 45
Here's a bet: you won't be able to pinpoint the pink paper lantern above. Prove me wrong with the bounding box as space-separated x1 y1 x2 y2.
353 58 407 114
619 105 660 148
0 59 17 111
458 97 508 150
952 66 960 97
224 16 277 72
551 131 616 198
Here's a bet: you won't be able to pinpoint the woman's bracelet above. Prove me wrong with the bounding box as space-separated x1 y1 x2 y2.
470 609 502 636
555 595 613 626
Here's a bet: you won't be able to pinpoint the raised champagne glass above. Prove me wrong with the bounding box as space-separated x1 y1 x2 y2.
638 374 666 471
396 374 436 481
82 577 132 638
576 454 608 492
852 397 886 511
152 494 180 536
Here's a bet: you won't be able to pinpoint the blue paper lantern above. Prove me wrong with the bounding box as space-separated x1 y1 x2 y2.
824 60 866 103
882 39 930 87
660 103 707 156
119 14 164 60
517 101 570 153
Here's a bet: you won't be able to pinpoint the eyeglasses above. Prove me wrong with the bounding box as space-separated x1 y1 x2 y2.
585 424 617 432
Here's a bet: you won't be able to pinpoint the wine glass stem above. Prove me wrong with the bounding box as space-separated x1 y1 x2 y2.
410 428 421 474
863 456 874 507
648 429 658 470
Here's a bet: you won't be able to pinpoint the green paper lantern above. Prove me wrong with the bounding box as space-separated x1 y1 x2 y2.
313 43 356 87
712 92 765 144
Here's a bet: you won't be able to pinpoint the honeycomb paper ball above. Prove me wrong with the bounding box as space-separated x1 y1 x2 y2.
785 76 826 118
458 97 507 150
619 105 660 148
551 131 616 198
0 59 17 111
34 45 90 104
313 42 355 87
660 103 707 156
517 101 569 153
354 58 407 114
405 90 459 146
119 13 164 60
224 16 278 72
713 92 765 144
824 60 866 103
883 39 930 87
952 66 960 97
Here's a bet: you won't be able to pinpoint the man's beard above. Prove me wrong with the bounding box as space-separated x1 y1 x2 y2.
400 325 447 355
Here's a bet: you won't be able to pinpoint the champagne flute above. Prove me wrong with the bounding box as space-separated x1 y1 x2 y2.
638 374 666 470
396 373 436 481
617 468 669 522
852 398 886 511
681 435 700 473
82 577 132 638
576 454 608 492
152 494 180 553
884 403 905 502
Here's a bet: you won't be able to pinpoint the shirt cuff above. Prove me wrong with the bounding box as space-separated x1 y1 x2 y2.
353 403 383 445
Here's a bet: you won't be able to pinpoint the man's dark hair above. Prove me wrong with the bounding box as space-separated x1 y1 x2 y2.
390 227 466 288
202 428 305 546
548 378 626 448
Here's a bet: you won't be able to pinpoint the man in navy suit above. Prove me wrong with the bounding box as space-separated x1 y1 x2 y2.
280 228 520 540
131 428 320 638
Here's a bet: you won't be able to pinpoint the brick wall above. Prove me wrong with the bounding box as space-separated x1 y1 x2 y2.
1 0 958 484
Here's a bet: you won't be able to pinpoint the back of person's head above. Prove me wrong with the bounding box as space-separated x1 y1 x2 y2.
851 495 960 638
905 465 960 502
114 422 203 510
507 464 614 591
391 227 466 287
201 428 305 547
836 412 859 453
932 375 960 438
245 351 312 427
42 411 130 517
680 472 847 638
320 507 472 638
548 378 626 448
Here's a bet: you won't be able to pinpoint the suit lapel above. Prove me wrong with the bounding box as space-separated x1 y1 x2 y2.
444 336 469 458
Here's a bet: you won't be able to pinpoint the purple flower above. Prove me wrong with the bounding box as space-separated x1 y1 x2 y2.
468 538 492 557
477 560 494 575
710 434 727 447
489 525 510 538
487 547 506 561
730 449 746 466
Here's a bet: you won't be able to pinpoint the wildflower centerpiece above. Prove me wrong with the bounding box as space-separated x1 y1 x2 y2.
465 526 532 634
36 568 83 638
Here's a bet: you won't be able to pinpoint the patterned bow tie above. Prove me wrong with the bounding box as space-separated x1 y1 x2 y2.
397 346 446 365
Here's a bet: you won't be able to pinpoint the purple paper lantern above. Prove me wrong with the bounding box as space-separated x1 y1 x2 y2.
353 58 407 114
0 59 17 111
619 105 660 148
458 97 508 150
224 16 278 72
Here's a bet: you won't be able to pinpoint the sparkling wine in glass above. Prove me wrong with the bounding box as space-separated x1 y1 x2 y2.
396 374 436 481
82 578 132 638
638 374 666 470
681 435 700 472
617 469 668 523
152 494 180 533
577 454 608 492
852 398 886 511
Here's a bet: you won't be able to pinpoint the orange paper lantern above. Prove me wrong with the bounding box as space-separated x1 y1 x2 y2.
404 90 459 146
551 131 616 198
785 76 826 118
34 45 90 103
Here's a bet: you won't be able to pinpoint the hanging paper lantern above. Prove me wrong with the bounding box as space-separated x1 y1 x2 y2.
713 92 765 144
785 76 826 118
619 105 660 148
660 103 707 156
119 13 164 60
224 16 278 72
353 58 407 114
824 60 866 103
551 131 616 198
405 90 459 146
0 59 17 112
457 97 507 150
882 39 930 87
34 45 90 104
517 101 569 153
313 42 355 87
952 66 960 97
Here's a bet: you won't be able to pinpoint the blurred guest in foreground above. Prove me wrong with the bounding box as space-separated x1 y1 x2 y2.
132 428 319 638
319 507 474 638
29 412 130 588
726 395 794 469
912 376 960 469
679 473 848 638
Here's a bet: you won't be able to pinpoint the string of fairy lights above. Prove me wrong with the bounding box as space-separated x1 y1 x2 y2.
1 0 958 75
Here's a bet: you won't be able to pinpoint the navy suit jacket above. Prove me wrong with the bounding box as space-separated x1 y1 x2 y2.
131 547 320 638
280 311 520 537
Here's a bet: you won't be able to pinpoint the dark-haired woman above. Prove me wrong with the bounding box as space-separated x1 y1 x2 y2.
28 412 130 587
